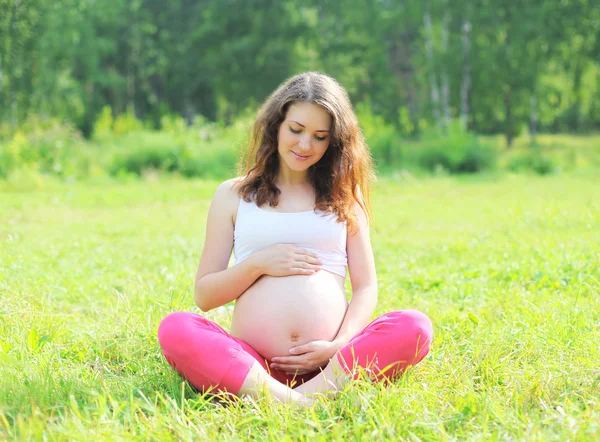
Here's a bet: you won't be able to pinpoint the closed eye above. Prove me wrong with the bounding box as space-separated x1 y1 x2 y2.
289 126 328 142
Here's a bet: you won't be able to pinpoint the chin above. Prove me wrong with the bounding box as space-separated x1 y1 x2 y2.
289 163 312 172
292 162 315 172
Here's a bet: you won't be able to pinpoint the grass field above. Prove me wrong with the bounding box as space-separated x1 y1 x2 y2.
1 173 599 440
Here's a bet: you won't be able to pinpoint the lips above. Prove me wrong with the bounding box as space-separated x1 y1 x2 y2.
292 151 310 161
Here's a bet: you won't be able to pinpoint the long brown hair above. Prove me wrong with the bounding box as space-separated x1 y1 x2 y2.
238 72 376 232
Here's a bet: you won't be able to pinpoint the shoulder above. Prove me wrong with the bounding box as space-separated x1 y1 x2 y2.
211 177 244 216
214 176 244 199
353 186 368 218
348 186 369 233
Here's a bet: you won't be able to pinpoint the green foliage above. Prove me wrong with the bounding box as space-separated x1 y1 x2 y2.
406 121 497 174
492 134 600 174
1 0 598 145
113 108 145 136
106 115 250 178
356 101 401 164
92 106 114 142
3 166 54 192
3 113 599 182
398 107 415 135
506 149 559 175
109 132 183 176
0 116 101 179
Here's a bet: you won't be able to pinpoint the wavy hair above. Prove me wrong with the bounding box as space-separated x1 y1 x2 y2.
237 72 376 232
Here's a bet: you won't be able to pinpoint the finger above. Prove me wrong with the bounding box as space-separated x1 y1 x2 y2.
295 253 322 265
295 249 323 262
305 256 324 266
271 356 306 364
295 260 323 271
292 257 322 270
289 345 311 355
271 358 310 369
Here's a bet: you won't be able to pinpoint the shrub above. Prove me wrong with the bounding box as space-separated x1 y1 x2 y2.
180 117 250 178
109 132 183 175
0 116 97 179
355 102 401 164
107 121 244 179
506 149 559 175
3 166 49 191
409 121 497 174
92 106 114 142
179 149 237 178
113 108 144 136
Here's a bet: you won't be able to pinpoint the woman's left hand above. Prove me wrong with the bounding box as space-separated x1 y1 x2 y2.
270 340 339 375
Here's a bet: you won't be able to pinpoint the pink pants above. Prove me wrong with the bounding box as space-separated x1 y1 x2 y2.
158 310 433 395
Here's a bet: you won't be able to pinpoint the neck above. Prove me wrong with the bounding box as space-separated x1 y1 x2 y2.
277 162 310 186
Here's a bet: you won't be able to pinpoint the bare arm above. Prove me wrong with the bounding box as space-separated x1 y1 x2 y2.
194 180 261 312
332 200 378 347
194 179 323 312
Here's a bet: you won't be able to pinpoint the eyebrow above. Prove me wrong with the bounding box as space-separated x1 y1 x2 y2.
289 120 330 133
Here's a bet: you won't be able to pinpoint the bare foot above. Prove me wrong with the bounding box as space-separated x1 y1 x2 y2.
293 357 350 397
238 361 316 407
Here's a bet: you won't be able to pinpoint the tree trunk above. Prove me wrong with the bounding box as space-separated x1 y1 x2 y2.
424 10 441 128
504 85 514 148
572 58 584 131
6 0 19 124
126 54 135 114
440 5 450 129
529 93 537 143
0 58 3 109
388 27 418 134
460 20 471 130
127 1 141 115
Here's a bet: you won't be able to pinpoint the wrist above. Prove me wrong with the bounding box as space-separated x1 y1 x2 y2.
247 252 265 277
332 336 349 351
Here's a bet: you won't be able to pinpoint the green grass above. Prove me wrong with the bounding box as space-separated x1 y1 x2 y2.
1 173 599 440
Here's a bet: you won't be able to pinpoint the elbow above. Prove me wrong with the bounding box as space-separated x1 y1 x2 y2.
195 298 211 313
194 294 213 313
194 281 213 312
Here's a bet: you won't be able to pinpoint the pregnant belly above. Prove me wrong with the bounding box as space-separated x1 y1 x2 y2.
230 270 348 361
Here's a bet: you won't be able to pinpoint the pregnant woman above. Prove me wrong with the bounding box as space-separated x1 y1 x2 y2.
158 72 433 406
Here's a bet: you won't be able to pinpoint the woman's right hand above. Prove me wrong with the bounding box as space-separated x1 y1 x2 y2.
254 244 323 277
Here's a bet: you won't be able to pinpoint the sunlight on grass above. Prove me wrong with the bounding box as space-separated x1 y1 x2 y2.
1 174 599 440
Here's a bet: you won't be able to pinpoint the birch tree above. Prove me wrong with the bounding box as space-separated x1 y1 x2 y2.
460 20 471 129
423 5 441 128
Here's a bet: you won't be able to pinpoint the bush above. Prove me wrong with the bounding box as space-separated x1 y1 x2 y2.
92 106 114 142
109 132 183 175
179 117 249 178
355 102 401 164
408 121 497 174
113 108 144 136
107 116 247 179
179 148 237 178
2 166 53 191
506 149 559 175
0 116 98 179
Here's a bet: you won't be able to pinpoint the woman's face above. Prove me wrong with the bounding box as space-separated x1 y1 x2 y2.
277 101 332 172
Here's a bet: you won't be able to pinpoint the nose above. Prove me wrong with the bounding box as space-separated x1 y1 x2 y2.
298 135 311 151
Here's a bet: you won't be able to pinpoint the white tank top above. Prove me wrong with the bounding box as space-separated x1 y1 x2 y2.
233 198 348 277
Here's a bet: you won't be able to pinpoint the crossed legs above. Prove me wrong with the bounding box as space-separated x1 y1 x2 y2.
157 310 433 404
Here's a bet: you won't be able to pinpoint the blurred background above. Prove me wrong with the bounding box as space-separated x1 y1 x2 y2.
0 0 599 184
